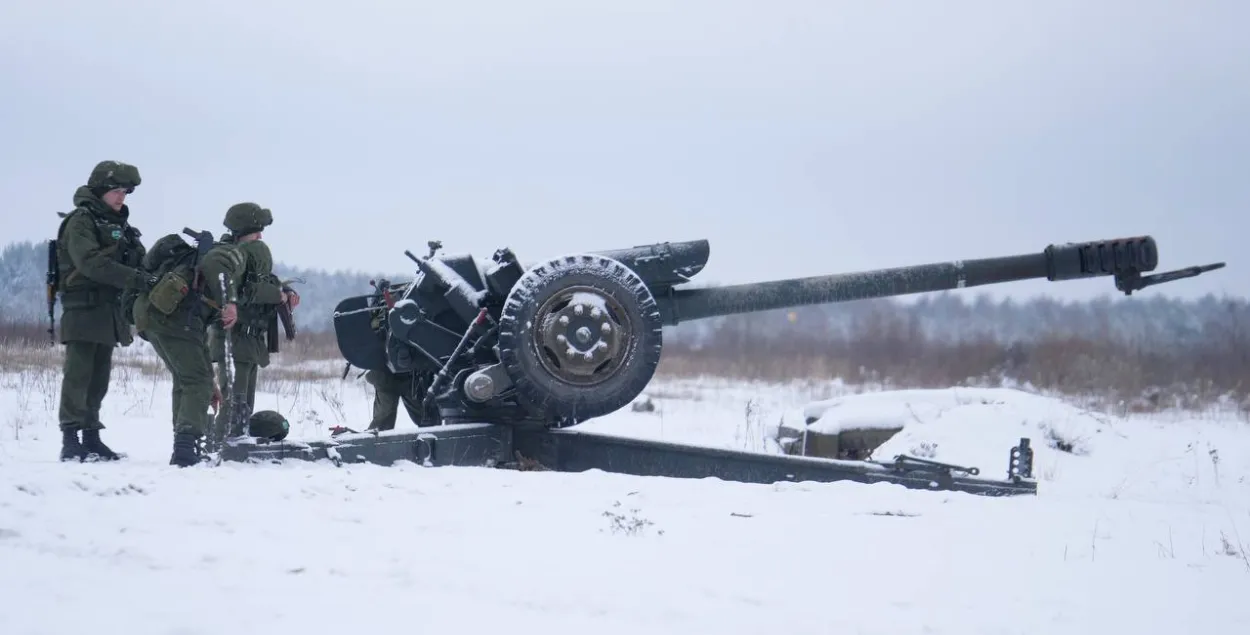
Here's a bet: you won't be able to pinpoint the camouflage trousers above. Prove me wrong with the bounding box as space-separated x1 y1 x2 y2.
214 359 258 439
58 340 114 432
365 368 435 430
146 331 214 438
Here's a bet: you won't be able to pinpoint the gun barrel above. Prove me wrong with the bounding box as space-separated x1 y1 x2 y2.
46 239 59 343
658 236 1159 325
278 303 297 341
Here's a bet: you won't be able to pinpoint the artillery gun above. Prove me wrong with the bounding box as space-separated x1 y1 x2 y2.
220 235 1224 497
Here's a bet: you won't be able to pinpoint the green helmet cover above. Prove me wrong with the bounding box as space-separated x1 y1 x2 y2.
87 160 141 192
223 202 273 234
248 410 290 441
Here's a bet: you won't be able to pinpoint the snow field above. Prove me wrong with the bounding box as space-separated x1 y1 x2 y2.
1 345 1249 633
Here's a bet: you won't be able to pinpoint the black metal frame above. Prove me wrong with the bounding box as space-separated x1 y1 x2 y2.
218 423 1038 497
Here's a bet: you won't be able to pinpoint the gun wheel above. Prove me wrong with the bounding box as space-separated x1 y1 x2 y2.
497 254 663 425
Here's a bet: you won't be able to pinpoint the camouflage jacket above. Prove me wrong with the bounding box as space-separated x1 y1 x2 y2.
55 187 148 346
209 239 284 367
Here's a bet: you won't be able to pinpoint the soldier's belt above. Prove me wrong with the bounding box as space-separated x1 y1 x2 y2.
59 288 119 307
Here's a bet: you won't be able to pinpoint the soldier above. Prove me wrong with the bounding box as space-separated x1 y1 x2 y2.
207 203 300 440
54 160 158 462
133 229 244 467
349 279 436 432
364 367 440 432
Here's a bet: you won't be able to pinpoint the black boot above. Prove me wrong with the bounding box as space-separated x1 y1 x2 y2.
60 429 86 462
169 432 200 468
80 429 122 461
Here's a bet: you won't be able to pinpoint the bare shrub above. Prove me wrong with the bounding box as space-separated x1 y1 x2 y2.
5 292 1250 417
278 329 343 363
656 298 1250 415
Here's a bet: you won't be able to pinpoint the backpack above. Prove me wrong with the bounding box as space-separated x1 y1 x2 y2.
141 234 201 315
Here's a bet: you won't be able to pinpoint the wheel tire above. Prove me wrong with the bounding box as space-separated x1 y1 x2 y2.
497 254 663 425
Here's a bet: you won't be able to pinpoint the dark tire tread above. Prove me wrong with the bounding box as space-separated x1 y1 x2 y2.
497 254 662 425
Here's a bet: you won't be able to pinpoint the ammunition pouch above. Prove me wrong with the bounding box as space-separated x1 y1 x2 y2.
235 301 273 340
149 271 190 315
120 226 144 268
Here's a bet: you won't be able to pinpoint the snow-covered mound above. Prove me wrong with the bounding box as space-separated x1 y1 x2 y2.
584 384 1250 502
791 387 1112 481
797 386 1250 502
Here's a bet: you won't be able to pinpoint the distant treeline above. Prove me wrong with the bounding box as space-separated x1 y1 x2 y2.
4 294 1249 414
6 238 1250 411
3 237 1244 345
658 296 1250 413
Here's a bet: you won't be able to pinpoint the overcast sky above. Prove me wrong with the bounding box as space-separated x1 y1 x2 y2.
2 0 1246 303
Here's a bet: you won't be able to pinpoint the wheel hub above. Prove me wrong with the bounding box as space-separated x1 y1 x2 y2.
534 287 628 385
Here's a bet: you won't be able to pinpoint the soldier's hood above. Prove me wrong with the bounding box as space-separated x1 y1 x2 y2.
72 185 130 224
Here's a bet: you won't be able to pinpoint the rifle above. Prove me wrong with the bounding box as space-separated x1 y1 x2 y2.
262 276 303 355
267 311 280 354
45 239 58 345
181 228 216 326
276 276 304 341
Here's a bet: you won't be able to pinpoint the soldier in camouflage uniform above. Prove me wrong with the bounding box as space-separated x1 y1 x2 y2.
364 367 435 431
54 160 158 462
207 203 299 439
133 230 245 467
364 365 442 432
352 279 438 431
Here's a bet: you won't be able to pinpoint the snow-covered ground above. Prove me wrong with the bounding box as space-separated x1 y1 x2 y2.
1 345 1249 633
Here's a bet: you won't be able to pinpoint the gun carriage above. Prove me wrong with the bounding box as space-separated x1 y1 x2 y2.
218 235 1224 497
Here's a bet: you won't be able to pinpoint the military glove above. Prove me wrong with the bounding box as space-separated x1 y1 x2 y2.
132 270 160 291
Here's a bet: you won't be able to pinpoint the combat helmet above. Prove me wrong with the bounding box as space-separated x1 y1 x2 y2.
223 202 273 237
247 410 290 442
87 160 141 194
